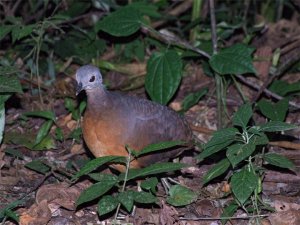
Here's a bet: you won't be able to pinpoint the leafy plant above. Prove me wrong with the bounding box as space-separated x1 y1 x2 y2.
73 141 197 218
198 103 296 221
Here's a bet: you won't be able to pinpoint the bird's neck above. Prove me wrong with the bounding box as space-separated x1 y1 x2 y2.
86 87 110 111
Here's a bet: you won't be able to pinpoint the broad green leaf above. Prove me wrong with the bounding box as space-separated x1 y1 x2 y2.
249 133 269 145
226 143 256 168
133 191 157 204
4 148 24 159
0 25 13 40
64 97 75 113
264 153 295 170
269 80 300 96
166 185 197 206
0 74 22 93
221 202 238 225
88 173 118 183
32 135 56 150
132 140 186 157
97 195 118 216
202 158 230 185
34 120 53 145
0 104 4 144
258 121 298 132
130 2 161 18
17 25 34 40
209 44 256 75
72 156 126 180
117 190 135 212
230 168 258 204
25 160 51 174
182 88 208 112
76 180 117 206
61 2 90 17
3 131 35 149
95 7 142 36
23 111 56 121
257 98 289 121
232 103 252 128
141 177 158 194
198 128 238 160
145 50 182 105
119 162 186 181
0 66 19 75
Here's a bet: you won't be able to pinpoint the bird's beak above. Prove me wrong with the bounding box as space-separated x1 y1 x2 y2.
76 82 83 95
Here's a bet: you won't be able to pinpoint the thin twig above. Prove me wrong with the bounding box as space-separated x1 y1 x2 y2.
237 75 300 109
253 43 300 102
180 214 268 221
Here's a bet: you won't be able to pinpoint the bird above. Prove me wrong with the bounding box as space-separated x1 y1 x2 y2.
76 65 193 172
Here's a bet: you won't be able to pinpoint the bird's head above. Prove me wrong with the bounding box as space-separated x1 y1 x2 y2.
75 65 103 95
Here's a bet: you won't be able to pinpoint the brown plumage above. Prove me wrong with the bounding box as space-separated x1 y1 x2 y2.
76 65 192 172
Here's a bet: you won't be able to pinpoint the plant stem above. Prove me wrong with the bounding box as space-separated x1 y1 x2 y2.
113 147 132 221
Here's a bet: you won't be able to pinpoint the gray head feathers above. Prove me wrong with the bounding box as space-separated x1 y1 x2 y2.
76 65 103 94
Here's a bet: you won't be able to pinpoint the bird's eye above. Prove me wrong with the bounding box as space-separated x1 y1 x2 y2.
89 76 95 82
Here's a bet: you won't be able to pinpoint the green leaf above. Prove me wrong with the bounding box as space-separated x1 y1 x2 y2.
76 180 117 206
0 199 23 221
166 185 197 206
230 168 258 204
117 190 135 212
72 156 126 180
221 202 238 225
95 7 142 36
226 143 256 168
209 44 256 75
133 140 186 157
133 191 157 204
0 25 13 40
141 177 158 194
258 121 298 132
0 95 11 106
0 104 4 144
249 133 269 145
88 173 118 183
202 158 230 185
4 148 24 159
23 110 56 121
25 160 51 174
17 25 34 40
64 97 75 113
34 120 53 145
257 98 289 121
269 80 300 96
0 74 22 93
119 162 186 181
32 135 56 150
264 153 295 170
232 103 252 128
97 195 118 216
68 127 82 142
145 50 182 105
130 2 161 18
3 209 19 223
55 127 64 142
197 128 238 160
182 88 208 112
